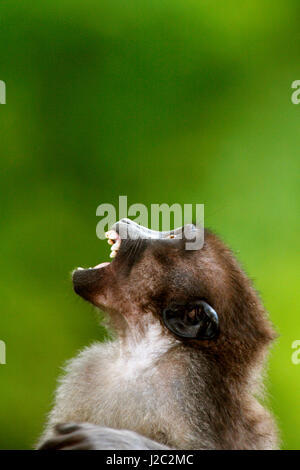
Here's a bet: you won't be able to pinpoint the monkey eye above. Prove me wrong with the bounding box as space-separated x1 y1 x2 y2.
162 300 219 341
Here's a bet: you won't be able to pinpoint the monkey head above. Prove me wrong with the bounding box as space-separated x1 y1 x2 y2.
72 218 275 373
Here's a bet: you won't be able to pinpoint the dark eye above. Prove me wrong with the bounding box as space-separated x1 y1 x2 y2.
162 300 219 340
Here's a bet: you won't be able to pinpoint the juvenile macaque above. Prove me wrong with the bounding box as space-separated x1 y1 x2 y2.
38 219 278 450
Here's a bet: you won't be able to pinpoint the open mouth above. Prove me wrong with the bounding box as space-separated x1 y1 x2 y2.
75 229 121 272
105 230 121 259
72 219 197 302
74 218 192 275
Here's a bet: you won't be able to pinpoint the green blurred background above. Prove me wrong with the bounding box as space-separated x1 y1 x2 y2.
0 0 299 449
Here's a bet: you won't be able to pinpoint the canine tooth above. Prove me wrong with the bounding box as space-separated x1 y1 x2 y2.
107 239 114 245
111 240 120 251
105 230 118 240
110 250 117 258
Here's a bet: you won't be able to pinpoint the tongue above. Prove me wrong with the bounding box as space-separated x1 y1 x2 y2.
93 262 110 269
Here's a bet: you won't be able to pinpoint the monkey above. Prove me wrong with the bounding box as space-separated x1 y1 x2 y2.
38 219 279 450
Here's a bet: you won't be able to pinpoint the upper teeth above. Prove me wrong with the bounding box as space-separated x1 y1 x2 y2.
106 230 118 240
105 230 121 259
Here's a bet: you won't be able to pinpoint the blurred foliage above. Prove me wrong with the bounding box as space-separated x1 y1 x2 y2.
0 0 299 449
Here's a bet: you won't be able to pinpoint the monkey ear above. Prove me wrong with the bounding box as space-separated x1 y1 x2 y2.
163 301 219 340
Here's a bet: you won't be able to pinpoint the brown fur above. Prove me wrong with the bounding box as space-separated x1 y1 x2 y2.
39 223 278 450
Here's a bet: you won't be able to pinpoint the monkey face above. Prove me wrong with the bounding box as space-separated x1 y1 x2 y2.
72 219 274 355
